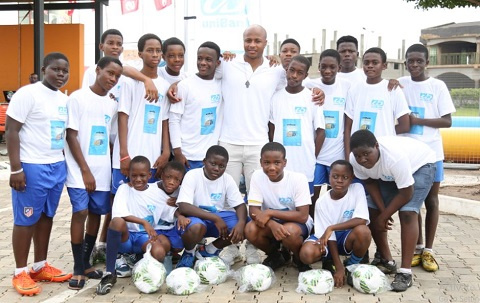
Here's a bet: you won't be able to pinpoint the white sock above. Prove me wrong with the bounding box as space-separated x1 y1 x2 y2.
96 242 106 249
415 244 424 254
32 260 46 272
398 268 412 275
14 267 29 276
205 243 219 254
423 248 433 253
185 245 197 255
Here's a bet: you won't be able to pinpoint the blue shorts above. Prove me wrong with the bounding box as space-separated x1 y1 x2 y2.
157 228 184 250
111 168 158 194
12 161 66 226
118 231 150 254
273 218 310 239
176 211 240 238
367 163 436 213
314 163 330 186
434 160 444 183
67 188 111 215
308 182 314 195
186 160 203 172
306 230 352 257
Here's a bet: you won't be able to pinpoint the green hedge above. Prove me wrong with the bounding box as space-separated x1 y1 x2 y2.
450 88 480 108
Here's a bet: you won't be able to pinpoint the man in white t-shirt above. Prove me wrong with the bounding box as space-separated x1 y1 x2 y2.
6 52 72 295
65 57 122 290
349 130 436 292
336 36 366 84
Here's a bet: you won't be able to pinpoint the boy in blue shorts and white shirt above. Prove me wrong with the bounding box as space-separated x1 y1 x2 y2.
349 130 436 292
111 33 171 194
175 145 248 268
269 55 325 195
6 52 72 295
245 142 313 272
169 41 223 171
399 44 455 272
65 56 123 289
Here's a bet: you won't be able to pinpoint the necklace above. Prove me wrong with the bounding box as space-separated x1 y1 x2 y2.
244 58 263 88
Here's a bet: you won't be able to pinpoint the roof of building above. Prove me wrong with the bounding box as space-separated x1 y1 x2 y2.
421 21 480 40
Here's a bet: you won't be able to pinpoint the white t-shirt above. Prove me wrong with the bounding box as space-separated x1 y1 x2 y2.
337 68 366 85
112 77 170 169
6 82 68 164
65 87 117 191
270 88 325 181
314 183 370 240
345 79 410 136
169 75 223 161
112 183 178 232
219 58 285 145
158 65 188 85
176 168 244 212
398 76 456 161
350 136 436 189
304 78 351 165
248 170 314 230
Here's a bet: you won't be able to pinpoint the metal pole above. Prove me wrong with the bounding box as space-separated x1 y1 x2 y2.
33 0 44 78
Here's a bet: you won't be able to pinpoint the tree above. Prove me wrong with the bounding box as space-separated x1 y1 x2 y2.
405 0 480 9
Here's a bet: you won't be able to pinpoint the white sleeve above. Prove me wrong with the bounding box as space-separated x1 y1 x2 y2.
437 81 456 116
344 89 355 119
66 95 81 131
112 184 131 218
6 88 34 124
390 157 415 189
392 88 411 119
176 171 196 205
293 174 312 208
169 112 183 149
247 171 264 207
161 94 170 121
269 97 275 124
155 204 178 224
224 174 244 208
118 79 133 115
313 105 326 130
351 184 370 225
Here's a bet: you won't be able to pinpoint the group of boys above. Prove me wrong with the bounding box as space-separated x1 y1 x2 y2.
5 23 454 297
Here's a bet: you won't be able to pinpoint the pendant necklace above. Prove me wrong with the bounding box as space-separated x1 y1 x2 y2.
244 58 263 88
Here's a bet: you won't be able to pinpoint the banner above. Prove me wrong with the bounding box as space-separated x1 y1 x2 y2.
121 0 139 15
154 0 172 11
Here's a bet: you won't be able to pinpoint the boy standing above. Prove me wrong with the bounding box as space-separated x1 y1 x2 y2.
349 130 436 292
65 56 123 289
299 160 371 288
399 44 455 272
245 142 313 272
160 37 188 84
336 36 366 84
6 52 72 295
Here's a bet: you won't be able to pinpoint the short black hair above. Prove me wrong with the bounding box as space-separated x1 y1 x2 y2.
97 56 123 69
290 55 311 71
336 35 358 50
330 159 354 176
138 33 162 52
319 49 341 64
205 145 229 162
350 130 378 151
405 43 429 59
261 142 286 159
280 38 301 52
162 37 185 54
101 29 123 44
198 41 222 60
163 161 186 176
364 47 387 63
43 52 69 67
130 155 151 171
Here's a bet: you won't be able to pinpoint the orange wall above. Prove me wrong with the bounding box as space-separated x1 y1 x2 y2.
0 24 84 101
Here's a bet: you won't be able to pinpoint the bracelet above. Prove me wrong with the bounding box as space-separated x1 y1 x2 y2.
120 156 130 162
11 168 24 175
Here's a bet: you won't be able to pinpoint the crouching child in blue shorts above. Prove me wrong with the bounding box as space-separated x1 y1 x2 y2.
96 157 189 295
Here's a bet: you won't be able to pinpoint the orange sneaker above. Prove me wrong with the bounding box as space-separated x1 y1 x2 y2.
30 263 72 282
12 271 41 296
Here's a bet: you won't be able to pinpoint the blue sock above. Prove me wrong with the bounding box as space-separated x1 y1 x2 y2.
347 253 363 265
106 228 122 274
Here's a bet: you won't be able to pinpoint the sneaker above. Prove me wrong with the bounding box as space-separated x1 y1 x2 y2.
125 253 142 268
96 273 117 295
370 251 381 266
245 241 261 264
375 258 397 274
12 271 41 296
262 251 286 271
294 260 312 272
422 250 439 272
321 258 336 275
115 255 132 278
195 245 220 260
411 253 422 267
391 272 412 292
30 263 72 282
345 268 353 287
219 244 242 266
92 245 107 265
360 249 370 264
176 251 196 268
280 246 292 264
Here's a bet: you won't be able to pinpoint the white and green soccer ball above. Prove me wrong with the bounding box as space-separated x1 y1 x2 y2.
352 264 390 294
166 267 201 295
194 256 228 285
237 264 274 292
131 255 167 293
296 269 334 294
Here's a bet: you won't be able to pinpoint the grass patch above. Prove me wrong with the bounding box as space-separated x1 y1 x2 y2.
453 107 479 116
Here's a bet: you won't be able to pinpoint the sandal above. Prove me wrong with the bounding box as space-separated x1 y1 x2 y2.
68 275 85 290
85 267 103 279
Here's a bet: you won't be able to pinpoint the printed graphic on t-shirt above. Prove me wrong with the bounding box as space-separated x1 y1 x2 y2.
370 99 384 109
333 97 346 106
295 107 307 115
157 218 174 227
342 209 354 219
283 119 301 146
324 110 339 138
420 93 433 103
139 215 155 231
88 125 108 155
409 106 425 135
200 205 218 213
279 197 294 206
143 104 160 134
359 112 377 133
50 120 65 150
201 106 217 135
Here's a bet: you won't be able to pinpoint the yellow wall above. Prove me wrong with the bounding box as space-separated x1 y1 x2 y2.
0 24 84 101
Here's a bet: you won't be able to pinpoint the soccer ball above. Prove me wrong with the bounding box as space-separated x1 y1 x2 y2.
131 256 166 293
166 267 201 295
237 264 274 292
296 269 334 294
194 256 228 285
352 264 389 294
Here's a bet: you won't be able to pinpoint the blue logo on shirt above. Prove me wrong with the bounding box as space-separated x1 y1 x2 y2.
211 94 221 103
210 193 222 201
333 97 346 106
105 115 111 124
371 100 384 109
295 107 307 115
58 106 68 115
382 175 395 181
420 93 433 103
279 197 293 205
343 209 354 219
